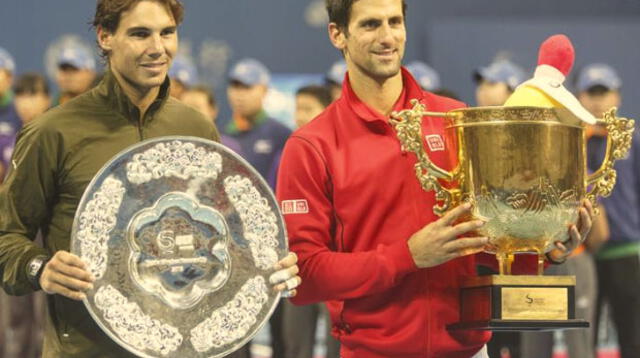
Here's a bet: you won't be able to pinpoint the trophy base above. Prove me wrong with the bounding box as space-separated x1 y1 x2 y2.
447 275 590 331
448 319 589 331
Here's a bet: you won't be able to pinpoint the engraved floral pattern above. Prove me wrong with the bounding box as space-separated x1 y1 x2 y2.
190 276 268 352
77 176 125 279
126 140 223 184
94 285 183 356
224 176 279 269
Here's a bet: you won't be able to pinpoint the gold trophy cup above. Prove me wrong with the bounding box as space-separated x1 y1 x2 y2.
390 102 634 330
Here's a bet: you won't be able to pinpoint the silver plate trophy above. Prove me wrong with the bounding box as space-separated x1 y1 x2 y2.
70 136 287 358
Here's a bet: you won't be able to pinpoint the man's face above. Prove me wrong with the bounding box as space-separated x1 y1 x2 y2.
98 1 178 94
578 90 621 118
331 0 406 82
181 90 217 121
55 65 96 96
227 82 266 119
475 80 511 106
15 92 51 123
0 70 13 97
295 94 325 128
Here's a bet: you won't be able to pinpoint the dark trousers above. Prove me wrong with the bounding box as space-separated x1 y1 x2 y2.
283 301 340 358
0 291 45 358
595 254 640 358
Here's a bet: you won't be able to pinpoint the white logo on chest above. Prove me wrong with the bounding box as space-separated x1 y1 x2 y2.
254 139 273 154
425 135 445 152
281 200 309 215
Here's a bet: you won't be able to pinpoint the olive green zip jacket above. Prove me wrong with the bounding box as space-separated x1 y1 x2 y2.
0 71 219 357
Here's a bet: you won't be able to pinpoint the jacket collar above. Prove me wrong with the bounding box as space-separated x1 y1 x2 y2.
96 69 171 123
341 67 425 124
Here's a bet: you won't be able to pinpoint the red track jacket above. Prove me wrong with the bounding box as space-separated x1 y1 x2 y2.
276 68 538 358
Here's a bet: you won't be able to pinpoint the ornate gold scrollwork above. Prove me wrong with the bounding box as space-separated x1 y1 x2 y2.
390 100 459 216
586 108 635 209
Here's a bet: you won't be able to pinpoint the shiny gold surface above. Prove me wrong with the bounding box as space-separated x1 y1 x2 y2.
501 287 568 320
390 103 635 275
586 108 635 211
463 274 576 287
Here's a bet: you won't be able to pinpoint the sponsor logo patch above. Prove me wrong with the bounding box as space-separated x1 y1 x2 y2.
425 134 445 152
254 139 273 154
282 199 309 214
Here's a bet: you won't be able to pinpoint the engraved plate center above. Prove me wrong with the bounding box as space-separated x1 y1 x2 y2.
128 192 231 309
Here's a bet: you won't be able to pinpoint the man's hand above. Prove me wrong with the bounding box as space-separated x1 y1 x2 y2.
547 199 595 263
408 203 488 268
269 252 301 298
40 251 94 301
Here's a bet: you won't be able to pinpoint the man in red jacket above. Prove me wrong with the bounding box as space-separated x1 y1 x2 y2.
276 0 593 357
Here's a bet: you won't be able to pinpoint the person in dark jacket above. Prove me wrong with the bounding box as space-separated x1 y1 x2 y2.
0 1 300 357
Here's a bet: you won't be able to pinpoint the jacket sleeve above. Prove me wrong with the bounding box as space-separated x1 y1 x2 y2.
276 136 418 305
0 121 57 295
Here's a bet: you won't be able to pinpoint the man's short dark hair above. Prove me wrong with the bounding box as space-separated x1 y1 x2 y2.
14 73 50 96
325 0 407 32
297 85 333 108
92 0 184 57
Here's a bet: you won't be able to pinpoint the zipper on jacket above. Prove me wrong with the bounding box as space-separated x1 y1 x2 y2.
137 119 144 141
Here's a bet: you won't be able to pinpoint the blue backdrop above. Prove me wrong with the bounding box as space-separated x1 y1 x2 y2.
1 0 639 125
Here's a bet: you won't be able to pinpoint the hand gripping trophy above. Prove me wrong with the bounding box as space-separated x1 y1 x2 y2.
391 35 635 330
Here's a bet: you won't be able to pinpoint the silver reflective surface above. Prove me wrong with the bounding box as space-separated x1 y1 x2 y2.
70 137 287 358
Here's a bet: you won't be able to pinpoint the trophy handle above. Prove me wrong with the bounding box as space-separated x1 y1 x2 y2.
390 100 461 216
586 108 635 208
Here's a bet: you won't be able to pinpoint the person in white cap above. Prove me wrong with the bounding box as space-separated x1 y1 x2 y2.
0 47 21 137
474 58 526 106
224 57 292 358
168 53 198 99
580 63 640 358
0 46 20 186
53 42 97 106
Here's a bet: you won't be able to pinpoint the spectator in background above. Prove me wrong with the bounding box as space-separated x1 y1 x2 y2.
53 43 97 106
225 58 291 187
580 63 640 358
521 64 619 358
0 47 20 133
0 74 51 358
168 54 197 99
14 73 52 124
283 84 340 358
224 57 291 358
406 60 460 100
0 47 19 183
179 85 243 154
293 85 332 128
474 58 525 106
0 72 51 179
325 59 347 101
406 61 440 92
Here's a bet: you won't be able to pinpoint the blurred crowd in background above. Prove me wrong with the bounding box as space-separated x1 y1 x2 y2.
1 1 639 357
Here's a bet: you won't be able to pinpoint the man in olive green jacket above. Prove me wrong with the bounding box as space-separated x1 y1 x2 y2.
0 1 300 357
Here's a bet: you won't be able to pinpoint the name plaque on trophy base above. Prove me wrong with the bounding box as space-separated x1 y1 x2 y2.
448 275 589 331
